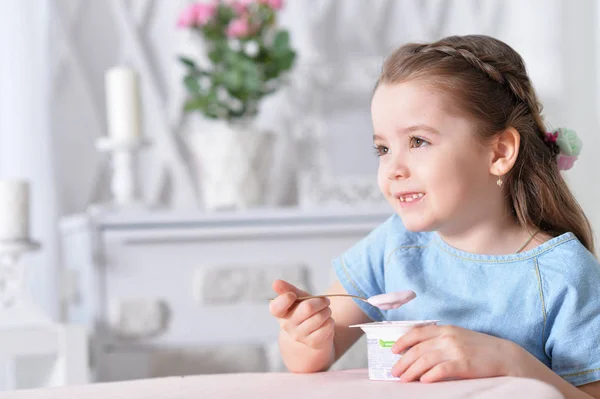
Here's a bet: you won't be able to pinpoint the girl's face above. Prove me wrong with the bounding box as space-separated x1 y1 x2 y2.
371 81 496 233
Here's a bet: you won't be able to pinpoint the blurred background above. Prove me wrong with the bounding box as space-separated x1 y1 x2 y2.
0 0 598 391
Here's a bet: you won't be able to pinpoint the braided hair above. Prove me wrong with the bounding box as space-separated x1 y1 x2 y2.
375 35 594 253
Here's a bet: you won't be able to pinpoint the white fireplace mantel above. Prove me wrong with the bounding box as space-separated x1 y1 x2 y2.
59 206 392 381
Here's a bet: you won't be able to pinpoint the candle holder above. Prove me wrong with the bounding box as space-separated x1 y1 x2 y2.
0 239 46 326
96 137 150 208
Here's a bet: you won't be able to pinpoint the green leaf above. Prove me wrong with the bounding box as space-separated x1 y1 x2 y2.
223 49 240 64
216 4 236 25
178 56 197 69
240 62 262 94
273 31 290 55
208 49 222 63
212 70 225 85
278 50 296 71
183 76 201 93
244 75 261 93
183 97 206 112
223 69 243 91
237 57 254 73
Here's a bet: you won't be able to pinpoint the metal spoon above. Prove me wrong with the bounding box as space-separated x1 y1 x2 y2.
271 290 416 310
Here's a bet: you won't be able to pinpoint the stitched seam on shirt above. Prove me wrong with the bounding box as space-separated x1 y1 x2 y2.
434 235 575 263
534 257 548 358
339 258 387 321
385 245 430 266
560 368 600 378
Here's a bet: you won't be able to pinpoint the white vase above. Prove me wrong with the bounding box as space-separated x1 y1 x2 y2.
186 118 276 211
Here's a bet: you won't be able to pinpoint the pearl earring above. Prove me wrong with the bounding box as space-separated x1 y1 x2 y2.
496 176 503 187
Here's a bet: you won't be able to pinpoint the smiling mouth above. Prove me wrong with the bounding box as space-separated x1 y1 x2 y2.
395 193 425 203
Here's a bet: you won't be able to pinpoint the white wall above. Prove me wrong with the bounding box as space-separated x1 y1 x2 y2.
557 0 600 241
0 0 59 319
48 0 600 224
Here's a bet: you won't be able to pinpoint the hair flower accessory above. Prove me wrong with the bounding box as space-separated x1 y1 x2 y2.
545 128 582 171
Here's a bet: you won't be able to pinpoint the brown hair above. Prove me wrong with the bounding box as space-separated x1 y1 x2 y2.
375 35 595 253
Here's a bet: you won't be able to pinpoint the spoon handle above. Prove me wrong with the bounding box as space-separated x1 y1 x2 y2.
295 294 368 303
268 293 368 302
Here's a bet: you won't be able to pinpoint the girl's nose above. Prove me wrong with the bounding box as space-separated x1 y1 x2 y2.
387 156 410 180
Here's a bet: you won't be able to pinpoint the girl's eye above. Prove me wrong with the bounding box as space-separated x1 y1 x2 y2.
410 136 429 148
373 145 389 157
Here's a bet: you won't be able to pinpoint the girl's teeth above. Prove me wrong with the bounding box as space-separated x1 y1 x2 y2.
399 193 424 202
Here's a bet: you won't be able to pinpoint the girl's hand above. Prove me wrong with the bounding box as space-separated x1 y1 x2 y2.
391 325 518 383
269 279 335 350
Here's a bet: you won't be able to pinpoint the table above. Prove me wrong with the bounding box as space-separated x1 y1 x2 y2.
0 369 564 398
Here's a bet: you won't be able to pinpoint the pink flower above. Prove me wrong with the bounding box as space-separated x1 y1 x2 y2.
177 2 216 28
230 0 254 14
557 154 577 171
268 0 284 9
193 3 217 25
227 17 250 38
177 6 197 28
258 0 283 9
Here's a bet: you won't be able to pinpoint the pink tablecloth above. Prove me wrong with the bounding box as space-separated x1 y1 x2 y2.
0 369 564 399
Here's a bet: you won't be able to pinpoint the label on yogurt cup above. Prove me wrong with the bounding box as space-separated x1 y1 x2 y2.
367 338 402 380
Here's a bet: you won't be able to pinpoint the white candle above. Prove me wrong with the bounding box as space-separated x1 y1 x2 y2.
105 66 141 142
0 180 29 241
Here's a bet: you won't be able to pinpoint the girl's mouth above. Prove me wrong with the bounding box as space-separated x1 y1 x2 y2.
395 192 424 203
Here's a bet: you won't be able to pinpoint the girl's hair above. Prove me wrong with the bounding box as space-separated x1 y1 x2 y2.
375 35 594 253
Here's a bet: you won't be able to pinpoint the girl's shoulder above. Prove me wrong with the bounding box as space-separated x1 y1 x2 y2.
536 232 599 281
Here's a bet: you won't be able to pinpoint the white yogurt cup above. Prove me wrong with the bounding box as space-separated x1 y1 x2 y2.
350 320 439 380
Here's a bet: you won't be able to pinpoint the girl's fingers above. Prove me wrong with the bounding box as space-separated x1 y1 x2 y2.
391 338 441 377
303 317 335 349
396 351 446 382
297 306 333 338
272 279 311 297
270 280 333 349
269 292 297 318
420 361 466 383
392 325 444 354
288 297 331 326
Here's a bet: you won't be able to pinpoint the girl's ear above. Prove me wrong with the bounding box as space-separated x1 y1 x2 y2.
489 127 520 176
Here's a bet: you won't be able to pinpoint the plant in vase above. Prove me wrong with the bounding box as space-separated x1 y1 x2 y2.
177 0 296 210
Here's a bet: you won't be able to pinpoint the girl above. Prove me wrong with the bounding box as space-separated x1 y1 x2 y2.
269 35 600 398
